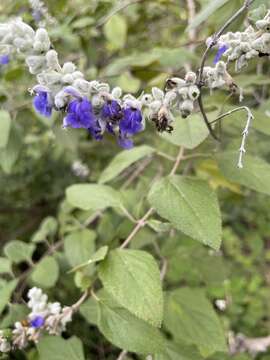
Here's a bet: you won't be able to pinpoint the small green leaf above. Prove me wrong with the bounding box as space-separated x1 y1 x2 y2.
38 336 85 360
164 288 227 357
0 304 28 328
31 256 59 288
96 291 165 354
161 115 209 149
148 176 222 250
0 124 22 174
66 183 122 210
218 151 270 195
188 0 229 30
69 246 109 273
99 145 154 184
0 257 12 274
64 229 96 268
31 217 58 243
0 110 11 148
4 240 35 264
104 14 127 50
99 249 163 327
0 280 17 314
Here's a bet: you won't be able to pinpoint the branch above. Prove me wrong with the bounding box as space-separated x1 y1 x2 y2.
196 0 255 140
210 106 253 167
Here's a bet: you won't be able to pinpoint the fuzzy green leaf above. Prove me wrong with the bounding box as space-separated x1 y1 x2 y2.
31 256 59 288
164 288 227 357
218 151 270 195
96 291 165 354
66 183 122 211
99 249 163 327
99 145 154 184
38 336 85 360
148 176 222 250
4 240 35 264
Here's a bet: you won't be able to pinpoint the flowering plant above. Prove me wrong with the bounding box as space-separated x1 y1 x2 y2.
1 0 270 359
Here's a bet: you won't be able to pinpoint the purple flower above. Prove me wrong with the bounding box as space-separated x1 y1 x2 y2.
63 98 95 129
33 90 53 117
102 100 122 121
119 107 143 136
30 316 45 329
214 45 228 64
0 54 10 65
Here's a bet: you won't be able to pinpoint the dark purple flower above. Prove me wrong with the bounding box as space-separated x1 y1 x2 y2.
30 316 45 329
33 90 53 117
63 97 95 129
102 100 122 121
214 45 228 64
0 54 10 65
88 121 103 140
119 107 143 136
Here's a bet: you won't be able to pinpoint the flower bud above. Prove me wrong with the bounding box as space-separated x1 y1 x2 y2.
179 100 194 118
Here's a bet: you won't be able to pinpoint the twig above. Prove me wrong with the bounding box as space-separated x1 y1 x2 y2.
209 106 253 168
196 0 255 140
72 290 89 311
120 147 185 249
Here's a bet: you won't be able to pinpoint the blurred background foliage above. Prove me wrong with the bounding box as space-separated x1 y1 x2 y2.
1 0 270 359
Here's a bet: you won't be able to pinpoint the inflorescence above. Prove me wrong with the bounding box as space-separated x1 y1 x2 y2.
0 8 269 152
0 287 74 353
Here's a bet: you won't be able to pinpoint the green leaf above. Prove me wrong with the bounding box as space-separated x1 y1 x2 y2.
96 291 165 354
164 288 227 357
99 249 163 327
4 240 35 264
31 217 58 243
31 256 59 288
80 298 99 325
66 183 122 211
161 115 209 149
38 336 85 360
0 124 22 174
70 246 109 273
64 229 96 268
0 110 11 148
155 340 204 360
104 14 127 50
99 145 154 184
188 0 229 30
0 280 17 314
0 257 12 274
218 151 270 195
0 304 28 328
148 176 222 250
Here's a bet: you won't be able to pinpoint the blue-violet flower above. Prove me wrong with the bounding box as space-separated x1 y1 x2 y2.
30 315 45 329
214 45 228 64
33 90 53 117
63 98 95 129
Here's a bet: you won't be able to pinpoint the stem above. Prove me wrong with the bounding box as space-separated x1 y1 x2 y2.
120 147 185 249
196 0 255 139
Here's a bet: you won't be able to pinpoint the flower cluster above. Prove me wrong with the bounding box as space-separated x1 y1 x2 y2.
209 9 270 71
0 287 73 353
0 17 240 149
